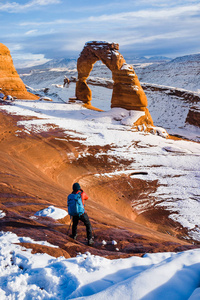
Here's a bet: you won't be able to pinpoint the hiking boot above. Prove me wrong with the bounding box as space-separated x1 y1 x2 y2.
70 234 77 240
88 238 94 246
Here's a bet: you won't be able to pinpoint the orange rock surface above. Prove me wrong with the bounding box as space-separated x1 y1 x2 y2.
76 41 153 126
0 110 197 259
0 43 38 100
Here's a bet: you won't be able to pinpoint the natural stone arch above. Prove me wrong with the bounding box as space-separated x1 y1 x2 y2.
76 41 148 111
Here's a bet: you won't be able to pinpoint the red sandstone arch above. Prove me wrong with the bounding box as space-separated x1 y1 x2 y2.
76 41 148 111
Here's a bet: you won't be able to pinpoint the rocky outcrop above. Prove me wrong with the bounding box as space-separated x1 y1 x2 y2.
142 83 200 103
76 41 153 125
0 43 38 100
186 106 200 127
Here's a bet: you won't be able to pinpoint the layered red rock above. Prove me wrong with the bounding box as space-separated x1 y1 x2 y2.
76 41 153 126
0 43 38 100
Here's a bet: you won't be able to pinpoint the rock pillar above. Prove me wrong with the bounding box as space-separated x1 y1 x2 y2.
0 43 39 100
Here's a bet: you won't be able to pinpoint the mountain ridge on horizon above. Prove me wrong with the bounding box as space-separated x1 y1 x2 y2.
16 52 200 72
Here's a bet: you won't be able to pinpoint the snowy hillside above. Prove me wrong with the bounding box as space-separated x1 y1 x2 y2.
135 53 200 92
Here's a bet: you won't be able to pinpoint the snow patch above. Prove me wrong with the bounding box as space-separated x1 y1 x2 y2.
35 205 68 220
163 146 192 154
120 63 133 71
0 210 6 219
112 240 117 245
39 96 52 101
120 110 145 126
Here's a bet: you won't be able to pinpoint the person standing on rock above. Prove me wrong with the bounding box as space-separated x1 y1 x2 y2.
67 182 94 246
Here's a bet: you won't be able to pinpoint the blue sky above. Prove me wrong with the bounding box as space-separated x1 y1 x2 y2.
0 0 200 67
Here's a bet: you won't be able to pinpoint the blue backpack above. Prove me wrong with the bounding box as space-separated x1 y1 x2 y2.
67 192 85 216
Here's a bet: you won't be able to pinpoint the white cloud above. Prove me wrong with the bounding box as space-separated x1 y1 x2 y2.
0 0 60 13
118 30 195 47
13 52 50 68
87 4 200 22
2 0 199 60
19 3 200 27
6 43 23 51
34 0 60 4
25 29 38 35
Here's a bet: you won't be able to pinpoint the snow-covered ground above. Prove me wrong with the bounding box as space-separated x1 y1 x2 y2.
0 231 200 300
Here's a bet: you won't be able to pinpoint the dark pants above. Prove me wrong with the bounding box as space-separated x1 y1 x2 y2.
72 212 92 240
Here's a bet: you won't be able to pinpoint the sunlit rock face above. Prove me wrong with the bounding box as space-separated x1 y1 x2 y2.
0 43 38 100
76 41 153 126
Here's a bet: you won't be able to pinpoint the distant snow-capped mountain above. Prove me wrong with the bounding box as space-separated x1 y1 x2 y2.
170 53 200 63
38 58 77 69
125 55 171 64
17 58 77 73
147 55 171 61
17 56 170 72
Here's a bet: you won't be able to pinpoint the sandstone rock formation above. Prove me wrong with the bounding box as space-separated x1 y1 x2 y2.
76 41 153 125
0 111 195 259
0 43 38 100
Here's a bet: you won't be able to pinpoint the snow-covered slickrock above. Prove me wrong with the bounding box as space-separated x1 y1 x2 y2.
76 41 153 126
0 43 38 100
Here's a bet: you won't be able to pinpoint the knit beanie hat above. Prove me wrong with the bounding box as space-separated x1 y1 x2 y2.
73 182 81 192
